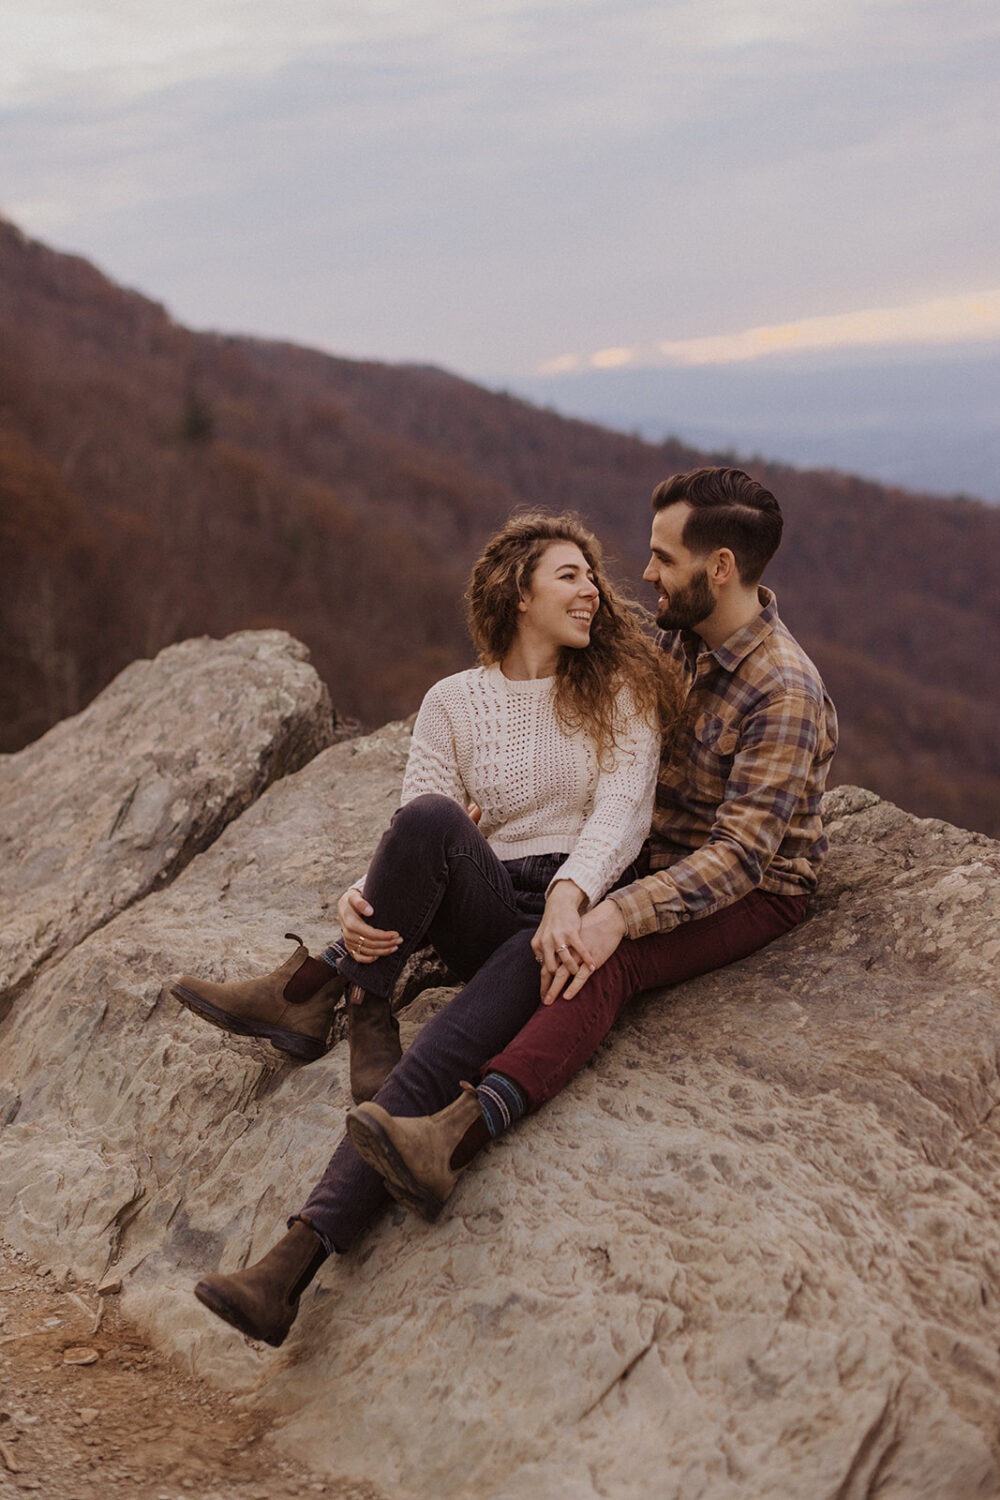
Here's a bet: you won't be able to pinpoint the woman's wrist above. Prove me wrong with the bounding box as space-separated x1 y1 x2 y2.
545 878 586 911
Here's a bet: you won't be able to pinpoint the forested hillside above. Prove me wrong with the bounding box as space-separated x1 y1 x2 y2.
2 215 998 834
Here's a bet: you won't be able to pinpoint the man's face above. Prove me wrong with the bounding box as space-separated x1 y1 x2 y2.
643 503 716 632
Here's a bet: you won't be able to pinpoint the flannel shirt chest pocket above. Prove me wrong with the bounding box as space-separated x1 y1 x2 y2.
690 711 740 797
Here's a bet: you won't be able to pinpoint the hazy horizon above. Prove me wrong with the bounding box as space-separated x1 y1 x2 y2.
501 342 1000 504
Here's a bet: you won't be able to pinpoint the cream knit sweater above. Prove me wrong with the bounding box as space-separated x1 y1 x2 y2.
401 665 659 906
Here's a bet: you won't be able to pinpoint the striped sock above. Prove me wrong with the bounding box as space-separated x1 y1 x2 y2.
476 1072 528 1139
320 941 346 970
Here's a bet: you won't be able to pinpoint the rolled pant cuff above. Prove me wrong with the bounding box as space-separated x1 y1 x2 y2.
289 1213 340 1258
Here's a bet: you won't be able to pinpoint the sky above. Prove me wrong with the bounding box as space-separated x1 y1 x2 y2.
3 0 999 495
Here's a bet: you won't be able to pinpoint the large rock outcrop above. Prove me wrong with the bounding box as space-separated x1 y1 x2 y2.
0 630 333 1016
1 633 999 1500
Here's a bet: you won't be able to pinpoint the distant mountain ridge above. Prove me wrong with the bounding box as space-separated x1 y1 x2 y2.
506 347 1000 504
1 214 998 835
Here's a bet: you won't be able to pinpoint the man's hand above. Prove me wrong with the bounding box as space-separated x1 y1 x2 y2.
336 885 401 965
541 898 627 1004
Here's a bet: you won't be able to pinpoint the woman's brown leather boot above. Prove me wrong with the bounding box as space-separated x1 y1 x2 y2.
171 933 344 1062
345 1084 487 1221
194 1220 327 1347
346 985 403 1102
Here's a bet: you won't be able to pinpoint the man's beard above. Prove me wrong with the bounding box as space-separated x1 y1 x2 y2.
655 567 715 632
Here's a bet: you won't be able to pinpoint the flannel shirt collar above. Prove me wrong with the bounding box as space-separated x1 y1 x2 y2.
677 586 778 675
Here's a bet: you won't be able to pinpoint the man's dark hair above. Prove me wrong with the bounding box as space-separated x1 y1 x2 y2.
651 467 783 583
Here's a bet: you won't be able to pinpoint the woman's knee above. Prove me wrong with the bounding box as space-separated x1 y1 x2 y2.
390 794 468 842
384 794 471 859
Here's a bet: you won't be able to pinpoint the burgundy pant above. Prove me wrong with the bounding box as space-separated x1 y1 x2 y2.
486 886 807 1107
301 872 806 1252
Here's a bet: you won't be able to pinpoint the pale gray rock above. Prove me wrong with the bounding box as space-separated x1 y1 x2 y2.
0 630 333 1013
0 715 412 1281
1 659 999 1500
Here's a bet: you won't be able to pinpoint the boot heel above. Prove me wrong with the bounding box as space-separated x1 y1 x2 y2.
266 1026 328 1062
346 1108 444 1221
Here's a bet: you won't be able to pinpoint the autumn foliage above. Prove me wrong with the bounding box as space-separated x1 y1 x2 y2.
1 216 998 836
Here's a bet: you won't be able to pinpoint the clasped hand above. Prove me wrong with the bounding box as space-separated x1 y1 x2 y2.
531 882 627 1004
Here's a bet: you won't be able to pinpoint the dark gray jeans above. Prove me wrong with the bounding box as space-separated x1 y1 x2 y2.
327 792 565 997
299 790 803 1252
302 793 569 1250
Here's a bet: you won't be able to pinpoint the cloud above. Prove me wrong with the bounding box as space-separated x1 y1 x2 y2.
537 292 1000 373
1 1 454 100
3 0 998 377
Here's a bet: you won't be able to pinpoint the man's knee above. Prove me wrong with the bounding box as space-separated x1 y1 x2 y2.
577 949 634 1022
534 947 634 1035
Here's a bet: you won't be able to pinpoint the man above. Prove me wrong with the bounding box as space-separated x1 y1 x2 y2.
192 467 837 1346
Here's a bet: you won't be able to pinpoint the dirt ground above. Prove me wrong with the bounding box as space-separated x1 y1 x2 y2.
0 1239 384 1500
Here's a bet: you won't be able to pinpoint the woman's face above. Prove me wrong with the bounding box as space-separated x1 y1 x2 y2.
516 541 600 652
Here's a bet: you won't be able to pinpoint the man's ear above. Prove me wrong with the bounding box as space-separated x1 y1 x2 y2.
711 548 738 585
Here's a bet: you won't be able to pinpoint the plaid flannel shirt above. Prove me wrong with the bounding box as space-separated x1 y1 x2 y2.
610 588 838 940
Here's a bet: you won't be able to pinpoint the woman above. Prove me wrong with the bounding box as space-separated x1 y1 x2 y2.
325 508 670 1098
190 511 674 1347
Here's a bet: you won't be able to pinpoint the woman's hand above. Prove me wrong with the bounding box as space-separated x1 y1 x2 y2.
336 885 402 965
532 879 595 996
541 898 627 1004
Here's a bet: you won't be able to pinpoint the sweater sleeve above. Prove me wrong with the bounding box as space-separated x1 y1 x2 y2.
400 682 469 807
548 699 660 907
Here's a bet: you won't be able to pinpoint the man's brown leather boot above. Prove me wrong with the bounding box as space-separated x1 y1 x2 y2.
194 1220 326 1347
171 933 344 1062
347 987 403 1103
345 1084 487 1221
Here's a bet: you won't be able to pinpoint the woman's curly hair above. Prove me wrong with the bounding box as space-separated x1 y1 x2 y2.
466 510 681 765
